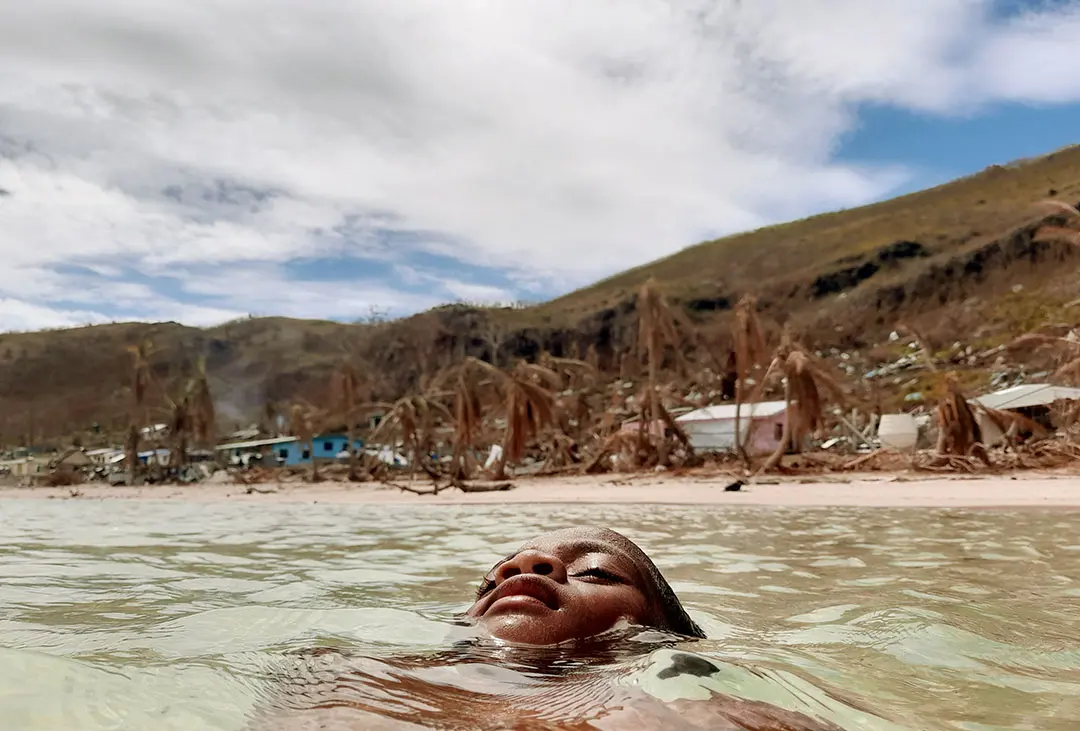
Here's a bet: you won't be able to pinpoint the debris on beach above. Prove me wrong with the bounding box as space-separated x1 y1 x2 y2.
14 220 1080 492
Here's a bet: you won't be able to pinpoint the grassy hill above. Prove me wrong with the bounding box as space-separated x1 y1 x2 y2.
4 144 1080 447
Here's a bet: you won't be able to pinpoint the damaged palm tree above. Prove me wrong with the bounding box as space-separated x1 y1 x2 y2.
634 279 694 467
164 390 190 472
541 354 602 438
490 360 560 480
368 393 452 483
125 340 156 485
332 360 365 481
731 295 769 467
163 358 216 478
934 373 989 464
438 357 561 481
541 355 606 472
289 403 326 482
758 330 850 473
448 368 483 481
189 358 216 450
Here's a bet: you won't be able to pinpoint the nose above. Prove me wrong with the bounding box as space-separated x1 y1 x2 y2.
495 550 568 584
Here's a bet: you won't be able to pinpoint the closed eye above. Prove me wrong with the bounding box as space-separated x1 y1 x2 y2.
475 578 495 599
572 567 624 583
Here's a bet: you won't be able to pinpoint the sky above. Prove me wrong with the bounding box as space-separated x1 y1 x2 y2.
2 0 1080 332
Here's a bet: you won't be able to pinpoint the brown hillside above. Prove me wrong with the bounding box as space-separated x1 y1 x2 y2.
3 144 1080 447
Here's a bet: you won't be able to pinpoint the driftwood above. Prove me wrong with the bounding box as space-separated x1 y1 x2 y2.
380 478 440 496
841 448 892 470
456 481 515 493
379 478 515 495
245 485 279 494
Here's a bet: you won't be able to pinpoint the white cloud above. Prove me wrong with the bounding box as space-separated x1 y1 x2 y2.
177 266 444 320
0 298 113 331
1 0 1080 331
438 280 517 307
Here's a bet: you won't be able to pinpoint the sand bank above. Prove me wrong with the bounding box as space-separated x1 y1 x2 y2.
2 471 1079 508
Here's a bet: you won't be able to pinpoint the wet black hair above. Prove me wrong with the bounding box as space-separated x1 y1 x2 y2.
478 526 706 640
582 527 706 639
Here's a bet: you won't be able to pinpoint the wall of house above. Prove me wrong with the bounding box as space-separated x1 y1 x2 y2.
265 435 364 466
0 458 49 477
682 413 787 455
223 441 297 466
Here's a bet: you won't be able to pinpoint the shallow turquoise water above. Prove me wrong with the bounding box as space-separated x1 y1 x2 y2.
1 500 1078 729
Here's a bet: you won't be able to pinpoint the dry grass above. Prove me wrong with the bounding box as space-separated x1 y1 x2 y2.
538 146 1080 316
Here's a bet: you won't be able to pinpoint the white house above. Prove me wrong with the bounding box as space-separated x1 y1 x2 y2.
971 383 1080 445
675 400 789 455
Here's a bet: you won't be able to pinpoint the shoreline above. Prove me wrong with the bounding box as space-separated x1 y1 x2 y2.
2 470 1079 508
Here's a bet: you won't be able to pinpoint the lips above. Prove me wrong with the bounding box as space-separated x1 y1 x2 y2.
483 574 559 613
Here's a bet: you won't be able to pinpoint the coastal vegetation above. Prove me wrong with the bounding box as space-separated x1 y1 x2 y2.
4 146 1080 484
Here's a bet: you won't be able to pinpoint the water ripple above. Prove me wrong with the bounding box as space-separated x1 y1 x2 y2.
1 500 1077 730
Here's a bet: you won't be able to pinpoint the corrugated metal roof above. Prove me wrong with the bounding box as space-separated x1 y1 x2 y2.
215 436 298 451
972 384 1080 411
677 400 788 422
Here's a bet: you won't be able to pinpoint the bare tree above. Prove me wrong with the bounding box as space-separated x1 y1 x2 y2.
478 317 507 368
731 295 769 466
125 340 155 484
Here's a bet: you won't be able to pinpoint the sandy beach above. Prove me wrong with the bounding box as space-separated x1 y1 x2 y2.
2 471 1079 508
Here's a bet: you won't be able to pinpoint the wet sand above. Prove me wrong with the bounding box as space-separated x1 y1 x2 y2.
2 471 1079 508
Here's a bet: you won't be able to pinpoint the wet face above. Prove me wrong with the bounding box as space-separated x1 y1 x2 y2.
465 528 654 646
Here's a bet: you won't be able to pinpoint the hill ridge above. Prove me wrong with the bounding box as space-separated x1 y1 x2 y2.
3 142 1080 446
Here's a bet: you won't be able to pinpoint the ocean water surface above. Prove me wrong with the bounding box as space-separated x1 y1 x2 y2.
1 500 1078 730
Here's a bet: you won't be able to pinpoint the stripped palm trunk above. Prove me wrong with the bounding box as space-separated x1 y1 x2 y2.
635 279 683 466
731 295 768 467
125 424 140 486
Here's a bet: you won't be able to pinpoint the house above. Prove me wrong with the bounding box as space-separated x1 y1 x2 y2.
618 407 694 438
0 456 50 479
140 423 169 440
971 383 1080 445
675 400 789 455
216 436 298 466
215 434 364 467
49 448 93 470
85 448 119 466
138 449 170 466
227 426 262 442
306 433 366 462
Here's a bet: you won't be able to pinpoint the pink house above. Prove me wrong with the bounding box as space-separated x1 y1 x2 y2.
674 401 789 455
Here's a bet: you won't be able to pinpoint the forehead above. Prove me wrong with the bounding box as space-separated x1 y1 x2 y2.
518 529 632 561
523 536 621 558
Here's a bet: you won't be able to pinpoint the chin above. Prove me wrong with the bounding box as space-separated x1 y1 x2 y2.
479 617 575 647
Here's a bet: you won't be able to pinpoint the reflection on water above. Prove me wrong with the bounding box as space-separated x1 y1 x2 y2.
1 500 1078 729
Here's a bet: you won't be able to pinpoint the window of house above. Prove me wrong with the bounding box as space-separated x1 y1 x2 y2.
774 423 783 440
278 449 288 460
323 441 333 452
302 449 311 460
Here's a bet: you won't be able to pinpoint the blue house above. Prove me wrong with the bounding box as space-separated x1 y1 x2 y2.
274 433 365 465
217 434 364 466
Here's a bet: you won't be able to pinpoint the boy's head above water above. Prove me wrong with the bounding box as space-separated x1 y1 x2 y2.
465 526 705 646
